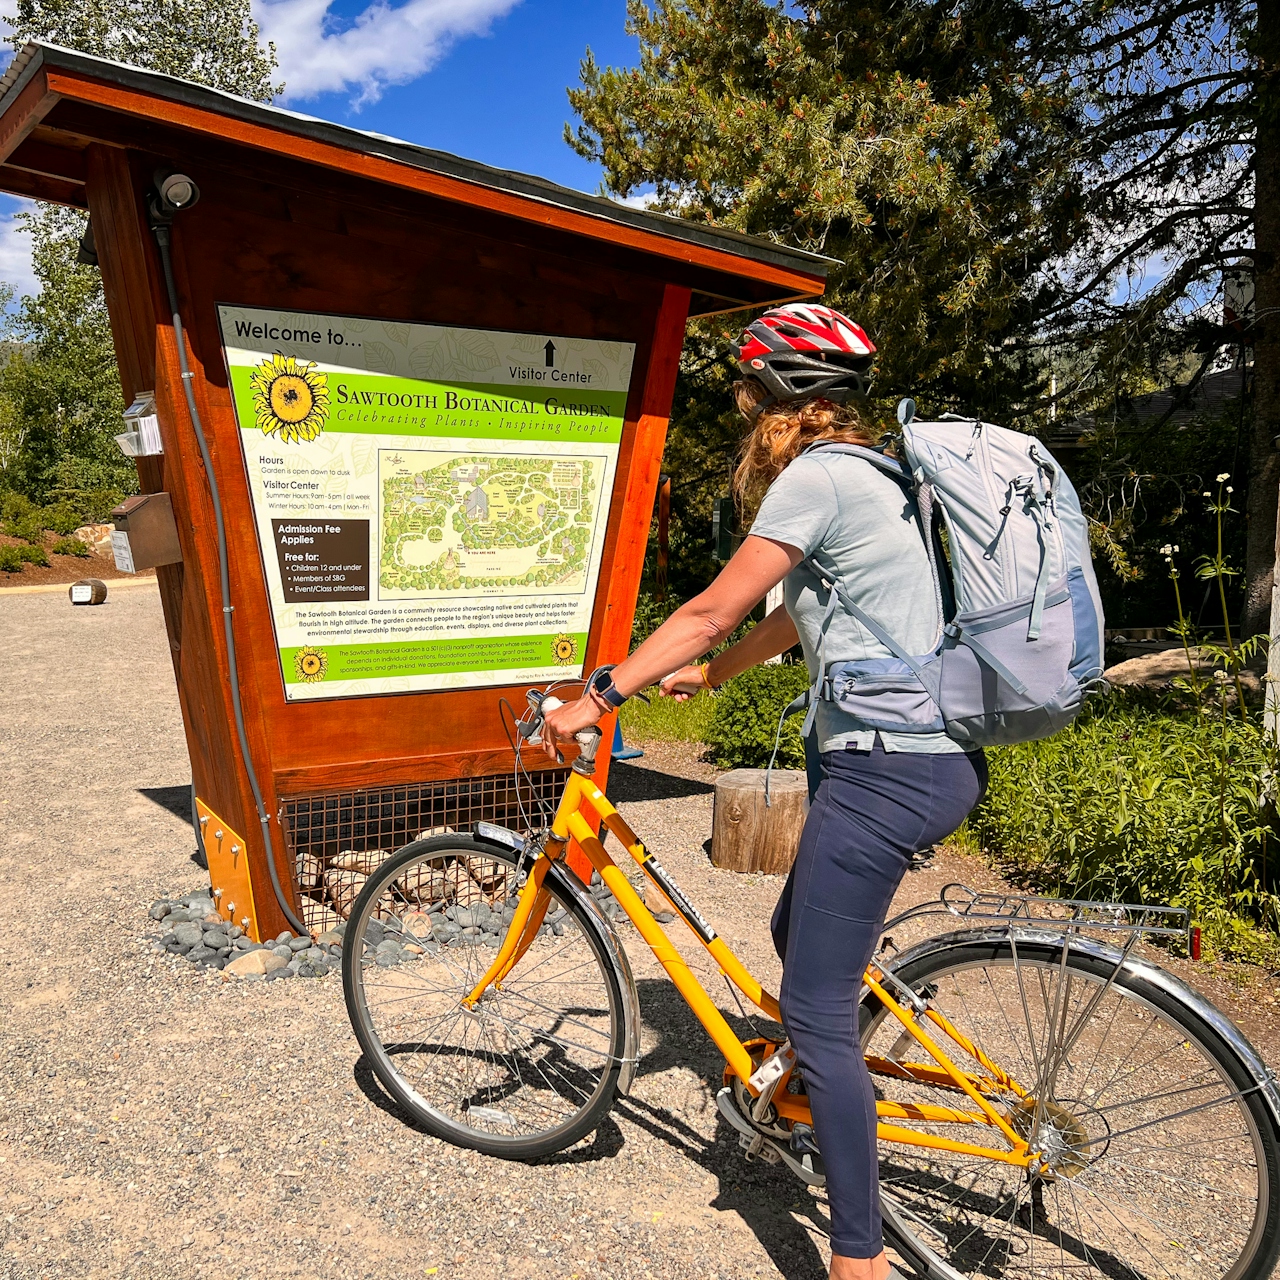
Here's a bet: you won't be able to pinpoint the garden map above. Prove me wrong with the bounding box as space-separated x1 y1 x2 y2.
218 305 634 701
379 452 602 597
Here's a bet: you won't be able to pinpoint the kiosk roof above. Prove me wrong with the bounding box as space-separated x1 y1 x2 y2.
0 42 831 316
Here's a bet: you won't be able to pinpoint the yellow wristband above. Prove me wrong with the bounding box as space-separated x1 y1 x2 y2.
700 662 716 690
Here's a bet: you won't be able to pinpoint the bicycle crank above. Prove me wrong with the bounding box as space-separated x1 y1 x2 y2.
715 1088 826 1186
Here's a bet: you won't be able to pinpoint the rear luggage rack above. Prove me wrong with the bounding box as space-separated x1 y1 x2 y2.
940 882 1189 941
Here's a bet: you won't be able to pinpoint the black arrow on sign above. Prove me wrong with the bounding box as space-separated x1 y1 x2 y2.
544 340 556 367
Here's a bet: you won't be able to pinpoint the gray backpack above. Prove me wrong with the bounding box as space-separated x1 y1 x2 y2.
791 402 1105 750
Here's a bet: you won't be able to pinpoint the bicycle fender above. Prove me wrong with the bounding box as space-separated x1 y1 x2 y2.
875 925 1280 1131
469 823 642 1096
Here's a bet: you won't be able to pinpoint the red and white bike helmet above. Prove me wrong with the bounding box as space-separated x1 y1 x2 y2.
731 304 876 418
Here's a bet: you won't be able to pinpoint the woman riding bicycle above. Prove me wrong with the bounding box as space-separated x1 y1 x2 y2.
542 304 987 1280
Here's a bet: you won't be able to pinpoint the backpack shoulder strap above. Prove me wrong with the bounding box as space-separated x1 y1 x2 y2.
804 438 948 643
804 557 941 699
802 439 913 485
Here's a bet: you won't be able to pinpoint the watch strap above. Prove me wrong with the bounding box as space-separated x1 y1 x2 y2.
591 668 628 708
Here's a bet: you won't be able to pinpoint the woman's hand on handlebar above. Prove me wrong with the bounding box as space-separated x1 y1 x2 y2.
541 694 602 762
658 665 708 702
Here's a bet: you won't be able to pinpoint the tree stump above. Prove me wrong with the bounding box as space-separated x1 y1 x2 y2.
711 769 809 875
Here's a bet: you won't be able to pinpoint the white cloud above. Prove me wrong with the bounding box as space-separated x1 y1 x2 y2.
614 190 657 210
0 196 36 300
253 0 524 106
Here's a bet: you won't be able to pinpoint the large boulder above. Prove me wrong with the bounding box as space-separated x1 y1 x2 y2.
72 523 113 555
1104 646 1261 695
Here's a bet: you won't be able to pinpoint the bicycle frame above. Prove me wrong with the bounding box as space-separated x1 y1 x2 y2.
464 769 1035 1168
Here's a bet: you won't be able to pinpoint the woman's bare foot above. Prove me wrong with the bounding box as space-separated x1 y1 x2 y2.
829 1249 893 1280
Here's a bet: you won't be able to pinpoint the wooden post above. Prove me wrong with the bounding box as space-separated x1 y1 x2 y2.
711 768 808 876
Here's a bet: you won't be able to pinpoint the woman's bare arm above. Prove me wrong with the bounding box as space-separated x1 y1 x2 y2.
540 534 802 756
659 605 799 700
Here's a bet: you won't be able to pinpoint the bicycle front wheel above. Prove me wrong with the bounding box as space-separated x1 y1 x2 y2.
343 835 625 1158
861 932 1280 1280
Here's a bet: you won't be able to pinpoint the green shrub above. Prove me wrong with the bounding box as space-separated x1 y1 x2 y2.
51 535 90 558
41 503 87 536
0 490 110 542
1 492 45 543
619 685 717 743
967 690 1280 959
0 541 49 571
706 663 811 769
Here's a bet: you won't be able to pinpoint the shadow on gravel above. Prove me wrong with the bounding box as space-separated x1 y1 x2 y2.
349 980 833 1279
351 1050 629 1164
139 784 207 866
617 977 832 1280
606 760 714 803
138 784 193 823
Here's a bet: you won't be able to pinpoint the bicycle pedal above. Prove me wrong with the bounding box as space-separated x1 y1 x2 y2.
716 1088 826 1186
738 1131 782 1164
790 1121 821 1156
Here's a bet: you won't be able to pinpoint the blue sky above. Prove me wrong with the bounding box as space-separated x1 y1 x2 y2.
0 0 641 295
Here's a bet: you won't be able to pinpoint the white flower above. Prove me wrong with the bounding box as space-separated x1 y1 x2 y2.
1227 486 1234 493
1217 472 1230 482
1204 491 1212 498
1159 544 1172 556
1173 544 1180 552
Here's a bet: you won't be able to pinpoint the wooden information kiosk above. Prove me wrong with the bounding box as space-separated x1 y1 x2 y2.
0 43 829 939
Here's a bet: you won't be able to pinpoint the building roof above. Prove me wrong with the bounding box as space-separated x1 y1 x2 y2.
0 41 834 310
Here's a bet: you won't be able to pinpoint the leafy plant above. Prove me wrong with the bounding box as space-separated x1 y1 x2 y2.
706 664 810 770
619 686 717 744
0 541 49 571
51 535 90 558
965 690 1280 960
1 491 45 542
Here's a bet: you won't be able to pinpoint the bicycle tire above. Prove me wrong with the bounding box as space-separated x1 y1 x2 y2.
343 834 625 1159
860 932 1280 1280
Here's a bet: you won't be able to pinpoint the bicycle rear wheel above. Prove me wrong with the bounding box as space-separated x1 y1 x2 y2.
861 932 1280 1280
343 835 625 1158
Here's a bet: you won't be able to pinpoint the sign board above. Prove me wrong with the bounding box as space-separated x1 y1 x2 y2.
218 306 635 701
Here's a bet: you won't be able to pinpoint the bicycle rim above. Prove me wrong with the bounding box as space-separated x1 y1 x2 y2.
343 837 624 1158
861 937 1278 1280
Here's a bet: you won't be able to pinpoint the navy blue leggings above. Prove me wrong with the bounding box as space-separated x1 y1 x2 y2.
771 741 987 1258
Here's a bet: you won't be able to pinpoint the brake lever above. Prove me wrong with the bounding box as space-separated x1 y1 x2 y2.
518 694 565 763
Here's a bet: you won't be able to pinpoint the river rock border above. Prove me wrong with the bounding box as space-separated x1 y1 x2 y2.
147 892 343 981
146 870 643 984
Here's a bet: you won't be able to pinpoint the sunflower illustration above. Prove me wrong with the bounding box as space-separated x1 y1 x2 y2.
551 634 577 666
250 354 330 443
294 646 328 683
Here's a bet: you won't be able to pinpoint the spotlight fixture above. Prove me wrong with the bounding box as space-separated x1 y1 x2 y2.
156 170 199 211
149 170 200 225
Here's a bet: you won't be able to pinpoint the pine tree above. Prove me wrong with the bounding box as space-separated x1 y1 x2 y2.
567 0 1084 591
1025 2 1267 632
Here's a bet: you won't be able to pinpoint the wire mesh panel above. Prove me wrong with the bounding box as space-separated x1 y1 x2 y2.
279 768 567 932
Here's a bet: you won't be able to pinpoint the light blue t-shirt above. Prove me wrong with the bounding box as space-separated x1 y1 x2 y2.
750 449 963 754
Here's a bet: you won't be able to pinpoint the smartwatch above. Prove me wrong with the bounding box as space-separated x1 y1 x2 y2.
590 668 628 709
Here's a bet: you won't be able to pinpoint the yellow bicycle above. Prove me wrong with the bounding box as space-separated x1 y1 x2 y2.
343 688 1280 1280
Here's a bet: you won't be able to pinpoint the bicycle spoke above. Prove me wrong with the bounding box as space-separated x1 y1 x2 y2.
348 847 621 1150
866 945 1268 1280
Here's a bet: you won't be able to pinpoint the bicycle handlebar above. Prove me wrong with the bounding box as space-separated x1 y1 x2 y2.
516 688 603 775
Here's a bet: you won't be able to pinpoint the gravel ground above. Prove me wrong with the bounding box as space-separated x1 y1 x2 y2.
3 583 1279 1280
